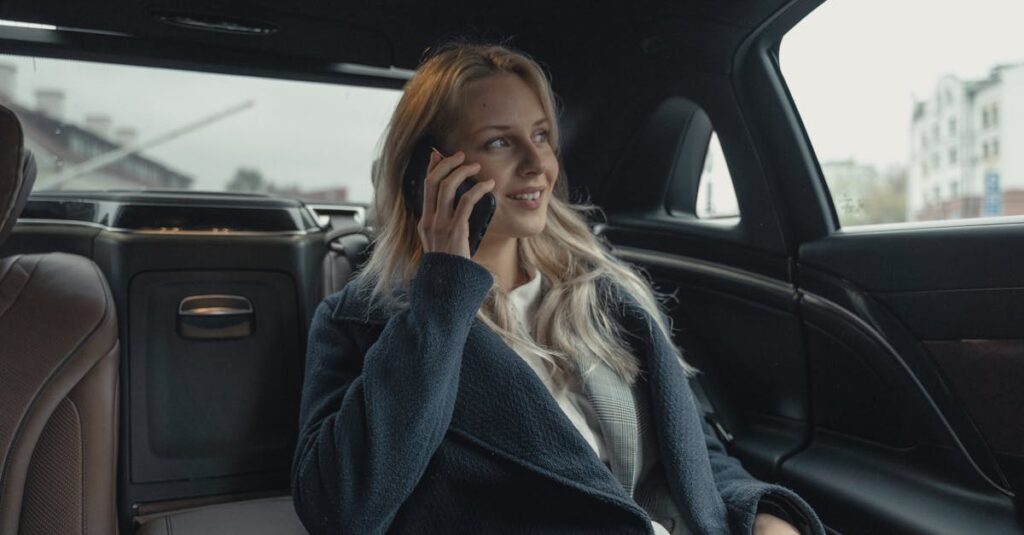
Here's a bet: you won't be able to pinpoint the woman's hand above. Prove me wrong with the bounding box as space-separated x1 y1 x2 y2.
753 512 801 535
417 149 495 259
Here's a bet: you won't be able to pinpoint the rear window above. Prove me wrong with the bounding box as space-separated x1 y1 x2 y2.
695 131 739 220
0 54 401 204
782 0 1024 227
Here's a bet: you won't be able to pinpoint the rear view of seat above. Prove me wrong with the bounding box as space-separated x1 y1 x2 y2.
0 106 120 533
134 496 307 535
321 226 372 297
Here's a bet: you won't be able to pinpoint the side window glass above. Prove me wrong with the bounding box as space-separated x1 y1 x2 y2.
695 132 740 219
0 54 400 204
782 1 1024 227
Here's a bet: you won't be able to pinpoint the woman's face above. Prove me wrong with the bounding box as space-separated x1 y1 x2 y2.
447 73 559 240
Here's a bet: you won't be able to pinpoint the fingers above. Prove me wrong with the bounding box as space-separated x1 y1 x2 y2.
417 149 490 258
426 148 442 175
422 151 466 218
436 162 481 220
420 149 443 221
453 179 495 222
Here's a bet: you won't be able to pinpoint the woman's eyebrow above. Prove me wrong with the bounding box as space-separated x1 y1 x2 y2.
472 118 549 136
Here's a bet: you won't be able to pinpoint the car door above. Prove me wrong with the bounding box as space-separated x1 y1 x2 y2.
775 0 1024 533
562 0 1024 533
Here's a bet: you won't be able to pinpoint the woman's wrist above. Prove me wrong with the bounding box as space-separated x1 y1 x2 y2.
409 252 493 314
754 512 801 535
755 493 808 535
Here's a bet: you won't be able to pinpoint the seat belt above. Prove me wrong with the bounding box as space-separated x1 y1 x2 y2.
689 376 734 444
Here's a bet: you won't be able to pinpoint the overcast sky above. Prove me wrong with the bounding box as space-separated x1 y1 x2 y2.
783 0 1024 169
2 0 1023 203
1 54 401 202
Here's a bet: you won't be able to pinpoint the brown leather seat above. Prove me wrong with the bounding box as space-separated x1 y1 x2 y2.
0 105 120 534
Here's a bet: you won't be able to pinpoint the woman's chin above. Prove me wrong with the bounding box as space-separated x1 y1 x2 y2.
510 222 548 239
483 218 547 241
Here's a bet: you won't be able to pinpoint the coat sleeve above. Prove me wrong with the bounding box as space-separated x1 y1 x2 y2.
291 253 493 535
699 404 827 535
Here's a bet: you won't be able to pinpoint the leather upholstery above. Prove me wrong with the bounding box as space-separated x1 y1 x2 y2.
135 496 307 535
0 104 120 535
0 105 34 246
321 232 371 297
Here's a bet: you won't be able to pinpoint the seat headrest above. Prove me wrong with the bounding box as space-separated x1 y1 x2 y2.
0 104 36 247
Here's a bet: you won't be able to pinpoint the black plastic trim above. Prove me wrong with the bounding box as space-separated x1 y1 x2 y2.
800 288 1014 497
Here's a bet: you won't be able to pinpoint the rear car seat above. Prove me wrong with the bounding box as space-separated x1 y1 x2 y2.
321 228 372 297
134 496 307 535
132 222 372 535
0 106 120 534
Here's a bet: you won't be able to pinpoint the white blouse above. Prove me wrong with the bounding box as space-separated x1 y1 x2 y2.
507 270 609 463
507 270 672 535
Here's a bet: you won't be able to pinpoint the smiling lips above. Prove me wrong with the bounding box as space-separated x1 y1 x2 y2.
505 186 544 201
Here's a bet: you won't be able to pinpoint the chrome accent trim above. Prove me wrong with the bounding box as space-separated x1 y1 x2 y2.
15 218 318 236
15 218 108 230
109 228 315 237
308 203 366 227
330 63 415 80
0 18 57 30
837 214 1024 234
611 245 794 298
179 295 253 317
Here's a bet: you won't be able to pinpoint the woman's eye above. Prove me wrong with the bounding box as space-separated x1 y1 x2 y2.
534 130 549 143
485 137 510 149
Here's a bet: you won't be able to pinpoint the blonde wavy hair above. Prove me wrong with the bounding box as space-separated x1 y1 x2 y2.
358 42 698 387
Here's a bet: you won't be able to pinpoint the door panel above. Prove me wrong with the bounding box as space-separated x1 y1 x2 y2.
800 228 1024 523
604 232 1023 534
603 235 813 485
785 431 1020 535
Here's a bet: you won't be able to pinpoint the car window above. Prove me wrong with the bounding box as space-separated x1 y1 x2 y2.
781 0 1024 228
694 131 739 220
0 54 401 204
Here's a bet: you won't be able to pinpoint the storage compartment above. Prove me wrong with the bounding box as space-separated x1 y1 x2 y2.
128 270 302 484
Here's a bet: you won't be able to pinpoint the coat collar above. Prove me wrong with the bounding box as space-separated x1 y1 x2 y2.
331 278 643 510
331 277 729 533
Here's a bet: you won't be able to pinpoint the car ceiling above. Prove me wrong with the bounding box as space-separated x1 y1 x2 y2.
0 0 800 214
0 0 791 83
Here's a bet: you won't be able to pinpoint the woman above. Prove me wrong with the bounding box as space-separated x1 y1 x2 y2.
292 42 825 535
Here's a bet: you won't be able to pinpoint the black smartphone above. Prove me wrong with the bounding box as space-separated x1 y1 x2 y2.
402 136 496 257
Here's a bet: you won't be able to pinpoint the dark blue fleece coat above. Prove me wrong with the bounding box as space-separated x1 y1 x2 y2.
292 252 826 534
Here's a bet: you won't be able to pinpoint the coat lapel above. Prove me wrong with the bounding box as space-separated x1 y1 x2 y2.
447 320 647 516
612 296 732 535
331 288 633 506
578 353 641 497
333 277 728 531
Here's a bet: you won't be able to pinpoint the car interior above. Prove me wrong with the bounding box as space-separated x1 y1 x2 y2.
1 0 1024 534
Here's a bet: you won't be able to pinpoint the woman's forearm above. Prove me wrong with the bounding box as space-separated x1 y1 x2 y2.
292 253 493 534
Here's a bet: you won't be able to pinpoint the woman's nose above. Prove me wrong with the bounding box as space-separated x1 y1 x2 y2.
517 143 545 176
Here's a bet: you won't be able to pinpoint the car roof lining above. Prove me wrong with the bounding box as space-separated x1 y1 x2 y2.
0 0 792 84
